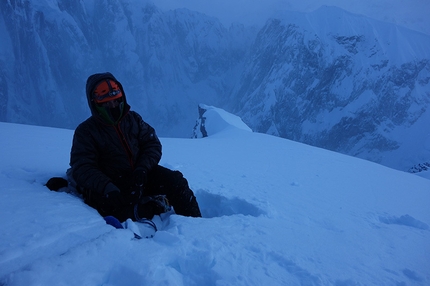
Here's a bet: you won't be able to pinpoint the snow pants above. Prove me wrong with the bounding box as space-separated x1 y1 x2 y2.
74 165 201 222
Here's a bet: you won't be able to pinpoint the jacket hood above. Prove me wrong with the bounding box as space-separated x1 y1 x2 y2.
85 72 130 120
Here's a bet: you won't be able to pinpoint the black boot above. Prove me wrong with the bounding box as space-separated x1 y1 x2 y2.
145 166 202 218
172 186 202 217
180 192 202 217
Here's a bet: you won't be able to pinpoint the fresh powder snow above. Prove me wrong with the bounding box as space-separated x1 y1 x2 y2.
0 107 429 285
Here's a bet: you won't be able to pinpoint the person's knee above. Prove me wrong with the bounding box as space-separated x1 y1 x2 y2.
171 170 187 186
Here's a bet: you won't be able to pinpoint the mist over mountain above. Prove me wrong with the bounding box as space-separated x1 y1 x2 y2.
1 0 429 172
0 0 255 137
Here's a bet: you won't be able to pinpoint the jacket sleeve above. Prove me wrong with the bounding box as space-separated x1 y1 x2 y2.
132 112 162 173
69 123 111 194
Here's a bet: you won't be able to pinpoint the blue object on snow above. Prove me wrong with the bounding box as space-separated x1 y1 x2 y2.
104 216 124 229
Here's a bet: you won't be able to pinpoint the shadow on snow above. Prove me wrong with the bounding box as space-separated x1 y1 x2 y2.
195 190 265 218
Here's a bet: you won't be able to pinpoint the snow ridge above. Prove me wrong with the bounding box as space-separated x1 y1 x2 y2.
192 104 252 138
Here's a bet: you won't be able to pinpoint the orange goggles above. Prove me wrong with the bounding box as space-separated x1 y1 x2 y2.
93 80 123 103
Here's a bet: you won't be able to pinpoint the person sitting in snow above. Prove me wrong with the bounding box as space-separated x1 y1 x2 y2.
67 72 201 222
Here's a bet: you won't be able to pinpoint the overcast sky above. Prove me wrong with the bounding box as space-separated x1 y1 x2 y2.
151 0 430 35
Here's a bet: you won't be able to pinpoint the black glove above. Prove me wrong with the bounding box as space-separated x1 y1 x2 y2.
125 169 147 204
45 177 68 191
136 195 170 220
124 185 142 205
101 183 124 213
132 169 147 190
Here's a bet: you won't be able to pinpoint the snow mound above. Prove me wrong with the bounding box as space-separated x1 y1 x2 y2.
192 104 252 138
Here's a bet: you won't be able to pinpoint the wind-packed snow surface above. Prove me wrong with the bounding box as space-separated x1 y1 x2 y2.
0 108 429 285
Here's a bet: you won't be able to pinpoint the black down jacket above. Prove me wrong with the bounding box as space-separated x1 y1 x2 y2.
69 72 162 195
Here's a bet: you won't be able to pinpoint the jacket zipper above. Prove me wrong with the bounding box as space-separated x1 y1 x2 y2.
114 123 134 169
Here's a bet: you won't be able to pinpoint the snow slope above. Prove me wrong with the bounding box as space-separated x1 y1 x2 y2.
0 114 429 285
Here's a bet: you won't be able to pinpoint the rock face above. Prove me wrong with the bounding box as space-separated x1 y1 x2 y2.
1 2 430 171
0 1 255 137
229 7 430 170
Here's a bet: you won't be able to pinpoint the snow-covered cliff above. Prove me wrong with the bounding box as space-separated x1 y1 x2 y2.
0 0 254 136
230 6 430 170
192 104 251 138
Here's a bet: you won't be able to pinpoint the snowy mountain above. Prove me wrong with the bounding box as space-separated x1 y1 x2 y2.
229 6 430 171
152 0 430 36
0 106 429 285
1 1 430 173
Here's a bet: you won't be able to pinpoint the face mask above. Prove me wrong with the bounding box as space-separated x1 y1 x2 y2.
94 99 125 124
